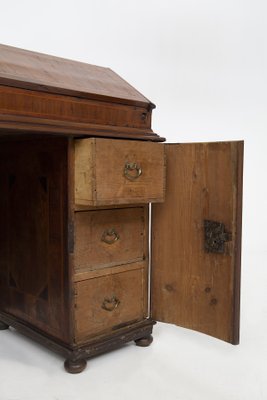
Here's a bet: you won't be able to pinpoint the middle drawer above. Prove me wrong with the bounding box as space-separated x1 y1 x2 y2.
74 207 146 272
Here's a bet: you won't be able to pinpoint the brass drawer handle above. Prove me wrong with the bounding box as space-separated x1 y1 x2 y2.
101 228 120 244
101 296 120 312
124 162 142 181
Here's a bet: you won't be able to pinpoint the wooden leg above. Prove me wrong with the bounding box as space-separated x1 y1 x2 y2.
64 358 87 374
135 334 153 347
0 321 9 330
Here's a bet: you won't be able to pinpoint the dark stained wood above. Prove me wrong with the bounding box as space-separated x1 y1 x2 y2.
0 310 155 374
0 138 70 342
64 359 87 374
0 44 154 109
0 45 159 372
232 141 243 344
151 141 243 344
0 321 9 330
0 85 152 130
0 113 164 141
67 138 76 345
0 45 164 141
0 45 244 374
135 334 153 347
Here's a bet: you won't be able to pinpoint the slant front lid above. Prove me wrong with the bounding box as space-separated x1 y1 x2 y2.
0 44 153 108
151 141 243 344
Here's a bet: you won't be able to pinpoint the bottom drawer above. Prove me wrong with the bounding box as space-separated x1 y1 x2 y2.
74 265 146 342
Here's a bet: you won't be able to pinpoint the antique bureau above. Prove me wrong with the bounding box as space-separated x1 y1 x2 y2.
0 44 243 373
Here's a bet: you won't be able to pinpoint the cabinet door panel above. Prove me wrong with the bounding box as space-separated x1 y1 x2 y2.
151 141 243 344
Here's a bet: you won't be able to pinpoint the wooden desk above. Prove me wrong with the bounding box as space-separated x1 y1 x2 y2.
0 44 243 373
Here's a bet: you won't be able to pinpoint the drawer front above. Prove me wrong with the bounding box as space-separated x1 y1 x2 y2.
74 207 146 272
74 266 146 341
75 138 165 206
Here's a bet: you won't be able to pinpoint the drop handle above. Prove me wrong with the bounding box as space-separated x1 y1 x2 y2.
101 296 120 312
101 228 120 244
124 162 142 181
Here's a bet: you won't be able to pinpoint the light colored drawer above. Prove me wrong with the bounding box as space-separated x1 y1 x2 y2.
74 207 146 272
74 266 146 342
74 138 165 207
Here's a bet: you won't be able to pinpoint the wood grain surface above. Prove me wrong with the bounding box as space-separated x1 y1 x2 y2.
151 141 243 344
74 207 146 271
0 45 164 141
74 265 146 342
75 138 166 206
0 85 152 130
0 138 70 341
0 44 153 108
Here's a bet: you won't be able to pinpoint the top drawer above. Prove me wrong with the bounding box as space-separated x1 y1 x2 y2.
74 138 165 207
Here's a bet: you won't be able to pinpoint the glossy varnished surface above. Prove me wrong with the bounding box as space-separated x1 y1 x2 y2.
0 138 70 341
0 44 160 372
0 85 152 131
0 84 162 140
0 44 153 108
0 45 164 141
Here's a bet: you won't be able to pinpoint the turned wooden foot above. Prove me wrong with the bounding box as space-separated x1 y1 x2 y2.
135 334 153 347
64 358 87 374
0 321 9 330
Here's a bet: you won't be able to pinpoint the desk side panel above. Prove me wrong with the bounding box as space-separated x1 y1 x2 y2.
0 137 70 342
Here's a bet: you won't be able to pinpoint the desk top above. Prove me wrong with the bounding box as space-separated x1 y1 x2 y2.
0 44 154 109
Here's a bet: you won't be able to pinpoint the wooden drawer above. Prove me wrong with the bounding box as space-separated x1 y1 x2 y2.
74 207 147 272
75 138 165 207
74 265 146 342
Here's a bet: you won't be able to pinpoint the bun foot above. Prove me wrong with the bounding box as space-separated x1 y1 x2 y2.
0 321 9 330
64 358 87 374
135 334 153 347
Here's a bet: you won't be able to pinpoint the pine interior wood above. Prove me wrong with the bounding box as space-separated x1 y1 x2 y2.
74 207 146 272
151 141 243 344
74 265 147 343
74 138 166 206
73 261 145 283
0 44 153 108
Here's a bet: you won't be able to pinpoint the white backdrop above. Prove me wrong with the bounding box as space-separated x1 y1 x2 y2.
0 1 266 399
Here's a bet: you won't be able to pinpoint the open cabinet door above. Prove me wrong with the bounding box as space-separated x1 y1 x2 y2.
151 141 243 344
